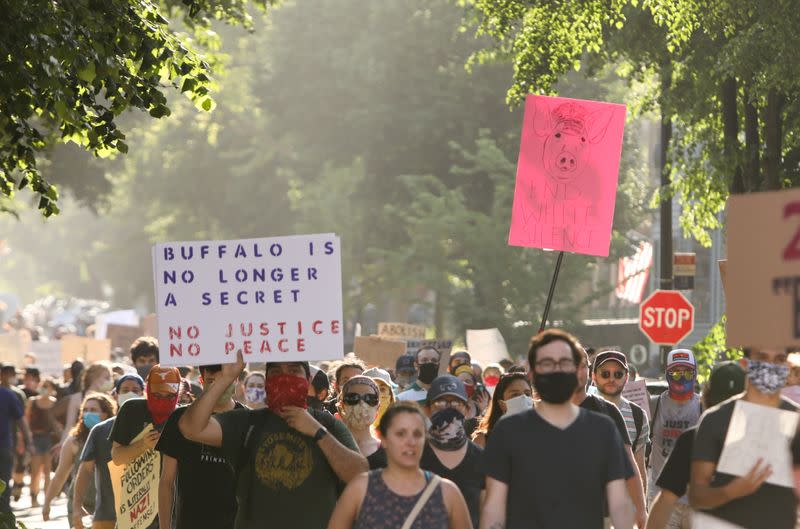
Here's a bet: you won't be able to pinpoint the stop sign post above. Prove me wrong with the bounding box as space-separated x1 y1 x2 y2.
639 290 695 345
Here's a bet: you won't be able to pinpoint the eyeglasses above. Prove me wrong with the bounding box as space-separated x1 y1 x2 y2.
598 370 626 380
667 370 695 381
535 358 576 373
431 399 466 409
342 393 379 407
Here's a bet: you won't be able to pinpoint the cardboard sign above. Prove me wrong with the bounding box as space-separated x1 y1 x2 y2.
29 341 63 376
508 95 627 257
106 324 144 352
0 333 27 365
718 259 728 299
94 310 139 340
406 339 453 375
466 329 510 366
152 234 343 366
621 379 651 420
60 335 112 363
727 189 800 347
141 314 158 339
377 322 426 340
717 400 798 488
354 336 407 368
109 425 161 529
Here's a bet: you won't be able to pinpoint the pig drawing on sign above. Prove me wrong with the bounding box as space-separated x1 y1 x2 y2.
520 100 615 251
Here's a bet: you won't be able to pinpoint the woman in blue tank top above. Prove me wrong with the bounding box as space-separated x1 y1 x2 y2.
327 401 472 529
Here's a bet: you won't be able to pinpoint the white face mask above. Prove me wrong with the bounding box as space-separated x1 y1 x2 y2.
504 394 534 416
118 392 140 407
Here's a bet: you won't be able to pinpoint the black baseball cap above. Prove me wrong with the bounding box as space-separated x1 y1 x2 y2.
427 375 468 403
593 350 628 372
396 354 415 372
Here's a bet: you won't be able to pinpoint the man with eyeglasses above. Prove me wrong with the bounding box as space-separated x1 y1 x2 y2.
593 351 651 510
481 329 634 529
422 374 485 529
575 346 647 528
690 347 798 529
647 349 701 523
397 346 441 405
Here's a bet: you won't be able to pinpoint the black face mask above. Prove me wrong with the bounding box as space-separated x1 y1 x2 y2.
417 363 439 385
533 371 578 404
429 408 467 451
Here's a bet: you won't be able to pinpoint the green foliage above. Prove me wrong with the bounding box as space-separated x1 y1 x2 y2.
692 316 743 384
0 0 277 216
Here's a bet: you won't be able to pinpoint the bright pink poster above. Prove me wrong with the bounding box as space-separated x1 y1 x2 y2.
508 95 627 257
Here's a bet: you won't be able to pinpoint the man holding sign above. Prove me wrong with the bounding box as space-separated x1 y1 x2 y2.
179 352 367 529
689 348 799 529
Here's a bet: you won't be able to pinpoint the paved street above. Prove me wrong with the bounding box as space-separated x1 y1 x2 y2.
11 481 78 529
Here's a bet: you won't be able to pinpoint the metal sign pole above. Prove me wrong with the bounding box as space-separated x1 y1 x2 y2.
539 251 565 333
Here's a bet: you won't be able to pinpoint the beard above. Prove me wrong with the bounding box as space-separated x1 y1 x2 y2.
600 383 624 397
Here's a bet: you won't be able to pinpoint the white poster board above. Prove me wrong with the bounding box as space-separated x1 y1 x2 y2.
109 425 160 529
153 233 343 366
29 341 63 376
716 400 799 488
466 328 511 366
95 310 139 340
621 379 651 420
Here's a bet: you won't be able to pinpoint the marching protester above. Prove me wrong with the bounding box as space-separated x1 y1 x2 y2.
574 346 646 528
334 356 367 397
450 364 490 437
481 364 503 396
592 351 650 496
179 351 368 529
2 362 31 504
480 329 634 529
43 394 116 527
398 346 442 404
395 355 418 392
471 372 532 448
327 401 472 529
308 366 331 411
131 337 160 379
338 375 385 469
25 376 60 507
421 375 485 529
156 364 243 529
62 362 114 443
363 367 396 429
448 351 472 374
646 361 745 529
690 347 798 529
72 374 145 529
243 371 267 410
648 350 702 511
0 365 24 513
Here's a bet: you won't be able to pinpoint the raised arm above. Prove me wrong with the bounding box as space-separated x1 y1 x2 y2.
179 351 244 447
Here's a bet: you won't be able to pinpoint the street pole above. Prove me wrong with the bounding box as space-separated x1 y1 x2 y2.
659 59 673 369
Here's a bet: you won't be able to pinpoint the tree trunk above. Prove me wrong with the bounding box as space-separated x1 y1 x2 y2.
763 89 784 190
721 77 744 194
743 86 759 192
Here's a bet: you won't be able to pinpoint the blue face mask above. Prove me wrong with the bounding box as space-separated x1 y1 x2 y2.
83 412 102 429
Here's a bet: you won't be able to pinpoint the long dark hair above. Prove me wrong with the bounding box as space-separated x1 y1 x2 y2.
474 373 530 439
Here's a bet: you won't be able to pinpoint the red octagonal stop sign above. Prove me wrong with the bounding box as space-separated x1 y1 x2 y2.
639 290 695 345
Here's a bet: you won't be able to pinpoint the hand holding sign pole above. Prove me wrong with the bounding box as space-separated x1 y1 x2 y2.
509 95 627 329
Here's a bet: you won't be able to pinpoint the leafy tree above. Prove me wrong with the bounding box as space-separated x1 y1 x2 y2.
0 0 276 216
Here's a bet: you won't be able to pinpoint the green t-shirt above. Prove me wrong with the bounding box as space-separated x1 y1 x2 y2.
217 407 358 529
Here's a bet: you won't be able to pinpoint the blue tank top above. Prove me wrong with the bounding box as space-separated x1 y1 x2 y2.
354 470 448 529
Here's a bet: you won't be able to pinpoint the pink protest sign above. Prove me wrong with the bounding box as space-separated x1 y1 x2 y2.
508 95 627 257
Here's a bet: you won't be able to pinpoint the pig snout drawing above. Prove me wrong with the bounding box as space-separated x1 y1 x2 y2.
533 101 615 186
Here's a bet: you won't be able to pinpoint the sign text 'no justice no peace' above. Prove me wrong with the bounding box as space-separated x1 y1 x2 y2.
152 233 343 366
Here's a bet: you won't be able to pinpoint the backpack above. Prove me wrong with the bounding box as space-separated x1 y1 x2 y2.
630 402 645 453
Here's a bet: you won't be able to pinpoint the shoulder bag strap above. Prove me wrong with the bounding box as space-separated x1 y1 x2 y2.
400 474 442 529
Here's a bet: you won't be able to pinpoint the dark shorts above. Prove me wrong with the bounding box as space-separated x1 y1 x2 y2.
31 433 54 455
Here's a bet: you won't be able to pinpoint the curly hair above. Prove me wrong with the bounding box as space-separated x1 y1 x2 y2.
69 393 117 444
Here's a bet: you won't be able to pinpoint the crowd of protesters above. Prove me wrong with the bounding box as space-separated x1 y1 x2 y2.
1 320 799 529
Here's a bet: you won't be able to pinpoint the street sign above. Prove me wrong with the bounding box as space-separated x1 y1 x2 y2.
639 290 694 345
673 252 696 290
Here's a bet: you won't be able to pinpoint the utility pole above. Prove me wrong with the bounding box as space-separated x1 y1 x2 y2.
659 59 673 369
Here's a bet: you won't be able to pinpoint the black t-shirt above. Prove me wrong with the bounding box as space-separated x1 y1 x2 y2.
693 396 799 529
108 398 162 445
484 408 629 529
655 426 695 497
421 441 485 529
580 394 632 445
217 406 359 529
156 403 244 529
792 426 800 464
366 445 387 470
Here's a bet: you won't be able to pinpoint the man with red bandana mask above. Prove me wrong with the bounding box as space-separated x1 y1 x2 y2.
646 349 701 518
109 365 181 529
179 352 368 529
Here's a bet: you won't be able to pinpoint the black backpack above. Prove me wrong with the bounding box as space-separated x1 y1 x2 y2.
630 402 645 453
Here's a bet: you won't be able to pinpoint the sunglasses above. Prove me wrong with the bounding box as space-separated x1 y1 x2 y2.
343 392 379 407
598 370 625 380
668 370 695 381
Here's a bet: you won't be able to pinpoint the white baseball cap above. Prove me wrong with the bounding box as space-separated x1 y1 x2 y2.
666 349 696 370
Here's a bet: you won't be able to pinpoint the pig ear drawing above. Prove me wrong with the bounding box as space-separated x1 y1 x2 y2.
530 96 553 138
584 107 615 144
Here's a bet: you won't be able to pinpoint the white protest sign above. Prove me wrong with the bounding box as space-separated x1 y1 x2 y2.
153 233 343 366
717 399 799 488
466 328 510 366
621 379 651 420
29 342 63 376
95 310 139 340
109 425 160 529
377 322 426 340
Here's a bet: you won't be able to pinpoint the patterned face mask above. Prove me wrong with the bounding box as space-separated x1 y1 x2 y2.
747 359 789 394
341 401 377 430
